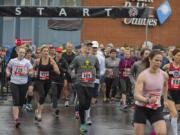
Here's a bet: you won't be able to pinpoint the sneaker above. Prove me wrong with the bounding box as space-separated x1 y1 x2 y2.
120 104 128 112
22 104 27 111
54 109 59 118
64 101 69 107
26 104 33 112
80 124 88 132
75 111 80 119
34 110 42 122
103 98 107 103
15 119 20 128
86 117 92 126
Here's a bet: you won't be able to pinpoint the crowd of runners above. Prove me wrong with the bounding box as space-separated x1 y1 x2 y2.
0 41 179 135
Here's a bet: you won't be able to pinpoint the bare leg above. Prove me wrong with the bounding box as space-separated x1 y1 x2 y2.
134 123 146 135
153 120 167 135
12 106 19 120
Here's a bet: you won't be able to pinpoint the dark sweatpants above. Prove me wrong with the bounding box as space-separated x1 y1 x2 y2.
75 84 92 124
51 82 64 109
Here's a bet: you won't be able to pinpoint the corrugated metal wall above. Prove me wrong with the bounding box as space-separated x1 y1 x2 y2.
2 0 81 47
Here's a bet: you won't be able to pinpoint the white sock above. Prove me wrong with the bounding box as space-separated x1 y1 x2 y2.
171 117 178 135
85 108 91 120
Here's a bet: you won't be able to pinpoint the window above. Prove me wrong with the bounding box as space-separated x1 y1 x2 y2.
39 0 51 6
4 0 13 5
21 0 32 6
60 0 78 6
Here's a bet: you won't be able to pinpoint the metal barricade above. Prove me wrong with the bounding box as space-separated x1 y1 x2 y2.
0 56 9 100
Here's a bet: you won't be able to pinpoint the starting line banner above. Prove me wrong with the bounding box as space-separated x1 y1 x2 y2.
0 6 150 18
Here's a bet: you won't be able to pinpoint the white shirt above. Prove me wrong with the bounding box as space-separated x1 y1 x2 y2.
7 58 33 84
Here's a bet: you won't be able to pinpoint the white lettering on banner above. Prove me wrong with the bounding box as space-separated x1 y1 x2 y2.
124 18 157 26
123 0 157 27
15 7 21 15
83 8 90 16
124 2 131 7
37 7 45 16
58 8 67 16
105 8 112 16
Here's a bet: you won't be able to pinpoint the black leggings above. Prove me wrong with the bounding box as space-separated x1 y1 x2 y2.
75 85 92 124
105 77 119 99
11 83 28 106
51 82 64 109
36 80 51 105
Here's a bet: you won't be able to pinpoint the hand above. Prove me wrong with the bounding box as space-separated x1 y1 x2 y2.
149 96 157 104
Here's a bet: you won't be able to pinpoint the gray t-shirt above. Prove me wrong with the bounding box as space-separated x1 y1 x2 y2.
105 57 120 78
7 58 33 84
70 55 100 87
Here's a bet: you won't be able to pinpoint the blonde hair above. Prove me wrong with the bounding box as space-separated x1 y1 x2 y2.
40 45 49 52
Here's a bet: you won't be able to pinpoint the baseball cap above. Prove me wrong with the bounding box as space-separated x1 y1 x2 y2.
92 41 99 48
84 40 92 46
56 47 63 53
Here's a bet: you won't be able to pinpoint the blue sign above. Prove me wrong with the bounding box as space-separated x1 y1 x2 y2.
156 1 172 24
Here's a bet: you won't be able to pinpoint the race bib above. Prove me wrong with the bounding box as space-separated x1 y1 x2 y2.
144 93 161 110
14 66 27 76
171 78 180 89
39 71 49 80
80 71 93 83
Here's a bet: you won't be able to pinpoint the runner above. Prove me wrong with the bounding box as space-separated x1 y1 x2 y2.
119 49 134 110
91 41 105 104
104 48 120 102
33 45 60 123
134 50 168 135
6 47 33 128
130 48 151 83
62 42 76 107
23 49 35 112
69 42 100 133
163 48 180 135
51 47 68 118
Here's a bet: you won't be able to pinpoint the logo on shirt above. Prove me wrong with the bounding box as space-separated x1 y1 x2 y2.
80 60 94 69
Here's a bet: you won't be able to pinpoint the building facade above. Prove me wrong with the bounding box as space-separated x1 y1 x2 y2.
1 0 180 48
81 0 180 48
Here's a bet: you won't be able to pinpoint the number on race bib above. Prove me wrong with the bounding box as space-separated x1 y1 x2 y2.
80 71 93 82
14 66 26 76
39 71 49 80
171 78 180 88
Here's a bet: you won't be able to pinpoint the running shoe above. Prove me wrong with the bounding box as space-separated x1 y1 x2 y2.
86 117 92 126
103 98 107 103
34 110 42 122
15 119 20 128
26 104 33 112
54 109 59 118
64 101 69 107
80 124 88 132
120 104 128 112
